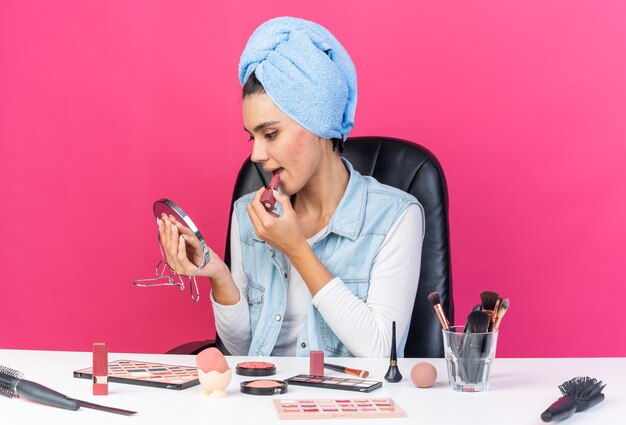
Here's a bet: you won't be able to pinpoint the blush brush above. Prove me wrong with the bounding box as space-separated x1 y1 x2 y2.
541 376 606 422
0 365 136 415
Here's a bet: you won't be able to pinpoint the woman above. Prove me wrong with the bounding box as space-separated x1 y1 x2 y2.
158 17 424 357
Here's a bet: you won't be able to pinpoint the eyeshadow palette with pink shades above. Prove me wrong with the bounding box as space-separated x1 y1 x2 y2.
273 398 405 419
73 359 199 390
286 374 382 392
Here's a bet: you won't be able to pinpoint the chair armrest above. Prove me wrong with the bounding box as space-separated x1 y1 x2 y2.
166 340 217 355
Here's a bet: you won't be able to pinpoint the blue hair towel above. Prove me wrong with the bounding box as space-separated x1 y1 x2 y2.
239 17 357 141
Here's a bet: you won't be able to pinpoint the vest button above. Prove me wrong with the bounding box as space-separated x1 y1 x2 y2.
275 314 281 321
301 342 307 348
284 272 288 279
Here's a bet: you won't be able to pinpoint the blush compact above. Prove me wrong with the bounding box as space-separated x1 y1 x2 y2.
235 361 276 376
240 379 288 396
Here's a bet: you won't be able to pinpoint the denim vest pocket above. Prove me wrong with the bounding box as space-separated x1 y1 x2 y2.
320 279 369 357
247 279 265 330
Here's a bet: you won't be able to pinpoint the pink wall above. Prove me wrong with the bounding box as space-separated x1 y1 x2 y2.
1 1 625 357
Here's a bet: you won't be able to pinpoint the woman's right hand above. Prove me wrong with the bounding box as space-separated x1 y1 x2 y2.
157 214 242 305
157 214 223 279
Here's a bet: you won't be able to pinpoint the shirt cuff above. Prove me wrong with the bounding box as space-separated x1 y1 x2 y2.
210 288 244 310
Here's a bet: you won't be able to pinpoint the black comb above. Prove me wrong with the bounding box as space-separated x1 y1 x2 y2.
0 364 136 415
541 376 606 422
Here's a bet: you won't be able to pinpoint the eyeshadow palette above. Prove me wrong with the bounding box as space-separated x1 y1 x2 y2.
73 359 199 390
286 374 382 393
273 398 405 419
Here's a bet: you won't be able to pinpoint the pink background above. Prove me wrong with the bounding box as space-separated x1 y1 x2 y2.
1 1 625 357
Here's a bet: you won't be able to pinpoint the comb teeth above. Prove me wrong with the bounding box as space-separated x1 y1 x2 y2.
559 377 606 400
0 365 23 399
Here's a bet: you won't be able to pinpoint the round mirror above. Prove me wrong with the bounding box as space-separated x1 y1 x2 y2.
153 199 211 268
134 199 208 302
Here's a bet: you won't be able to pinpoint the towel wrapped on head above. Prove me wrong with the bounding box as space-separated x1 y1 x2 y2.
239 17 357 141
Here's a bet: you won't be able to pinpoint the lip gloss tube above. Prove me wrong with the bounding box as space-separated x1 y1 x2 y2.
261 172 281 212
93 342 108 395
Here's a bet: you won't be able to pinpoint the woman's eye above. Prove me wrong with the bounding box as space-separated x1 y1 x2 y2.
265 130 278 139
247 134 254 142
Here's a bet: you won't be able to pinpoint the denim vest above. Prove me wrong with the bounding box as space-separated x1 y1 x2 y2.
233 159 421 357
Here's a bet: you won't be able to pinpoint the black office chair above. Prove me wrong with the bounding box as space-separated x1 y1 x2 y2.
168 136 453 357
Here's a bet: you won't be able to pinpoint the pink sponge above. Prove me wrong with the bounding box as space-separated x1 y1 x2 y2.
196 347 229 374
410 361 437 388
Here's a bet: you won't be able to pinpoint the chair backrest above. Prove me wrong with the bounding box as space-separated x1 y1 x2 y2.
224 136 453 357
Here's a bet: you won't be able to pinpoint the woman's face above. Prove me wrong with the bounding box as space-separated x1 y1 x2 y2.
243 93 323 196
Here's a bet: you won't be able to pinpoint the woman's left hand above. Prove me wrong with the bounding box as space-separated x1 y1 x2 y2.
246 187 308 255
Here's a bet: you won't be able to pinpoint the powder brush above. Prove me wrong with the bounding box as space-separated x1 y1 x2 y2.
465 310 491 334
0 365 136 415
541 376 606 422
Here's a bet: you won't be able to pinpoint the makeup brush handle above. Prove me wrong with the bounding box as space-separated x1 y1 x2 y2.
16 379 80 411
465 333 485 383
541 395 577 422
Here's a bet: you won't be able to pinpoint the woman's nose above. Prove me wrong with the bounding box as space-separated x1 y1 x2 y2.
250 138 269 163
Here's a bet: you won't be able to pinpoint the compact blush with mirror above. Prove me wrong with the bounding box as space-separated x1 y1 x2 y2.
133 199 210 302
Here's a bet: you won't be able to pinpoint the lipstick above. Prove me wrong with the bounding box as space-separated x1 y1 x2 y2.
310 351 324 376
261 171 281 212
93 342 108 395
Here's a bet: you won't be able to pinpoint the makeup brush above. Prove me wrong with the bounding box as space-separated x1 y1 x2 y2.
480 291 502 332
461 311 491 383
324 363 369 379
465 310 491 334
493 298 510 331
479 290 498 315
541 377 606 422
0 365 136 416
428 292 451 331
384 321 403 383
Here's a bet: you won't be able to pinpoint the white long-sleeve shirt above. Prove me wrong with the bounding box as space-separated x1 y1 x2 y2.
211 203 423 357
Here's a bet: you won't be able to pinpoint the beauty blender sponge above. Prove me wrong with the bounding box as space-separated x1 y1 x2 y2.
411 362 437 388
196 347 229 374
